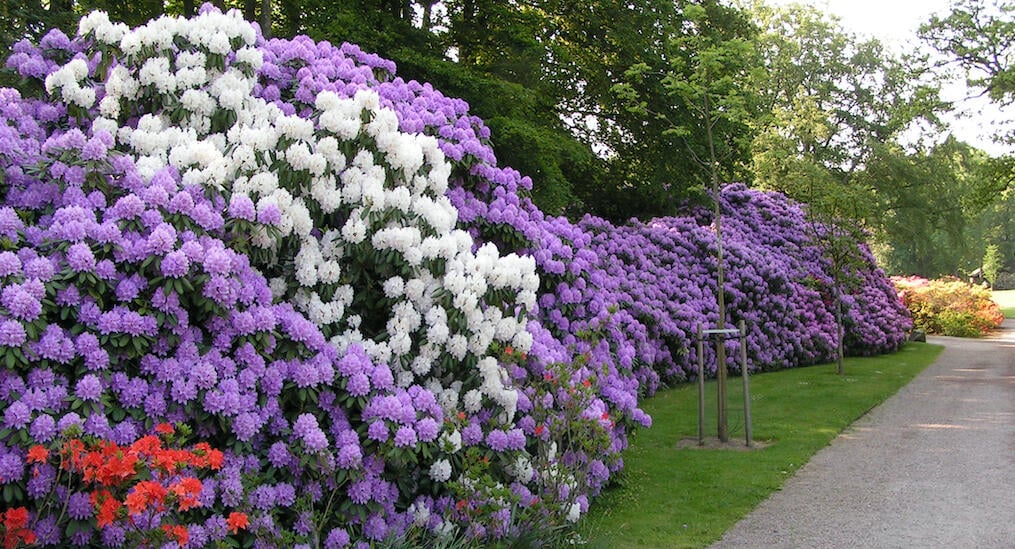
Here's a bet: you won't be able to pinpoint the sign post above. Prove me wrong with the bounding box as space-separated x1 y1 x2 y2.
739 320 752 447
695 325 752 447
697 324 705 446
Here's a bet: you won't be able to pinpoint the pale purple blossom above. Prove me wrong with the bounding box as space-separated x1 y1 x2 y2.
0 320 26 347
74 374 102 401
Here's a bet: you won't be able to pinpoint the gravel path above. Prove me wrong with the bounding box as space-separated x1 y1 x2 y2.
712 319 1015 549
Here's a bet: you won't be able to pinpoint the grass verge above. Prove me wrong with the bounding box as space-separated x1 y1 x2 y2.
577 342 944 548
992 289 1015 318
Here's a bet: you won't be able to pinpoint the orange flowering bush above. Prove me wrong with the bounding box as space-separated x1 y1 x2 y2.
892 276 1004 337
2 423 247 547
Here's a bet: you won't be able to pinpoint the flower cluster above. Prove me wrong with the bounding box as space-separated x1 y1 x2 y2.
1 507 35 548
0 5 913 546
2 424 241 548
893 275 1003 337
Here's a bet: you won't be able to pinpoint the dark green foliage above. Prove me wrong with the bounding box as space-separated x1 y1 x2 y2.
6 0 1009 263
76 0 167 27
867 138 1002 277
0 0 77 53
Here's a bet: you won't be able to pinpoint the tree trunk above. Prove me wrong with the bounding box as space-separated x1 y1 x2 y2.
458 0 477 64
50 0 73 15
836 285 844 375
422 1 436 31
259 0 272 39
706 91 729 443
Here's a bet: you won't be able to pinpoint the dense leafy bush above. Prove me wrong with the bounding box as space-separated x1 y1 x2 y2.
994 272 1015 291
893 276 1004 336
0 7 910 547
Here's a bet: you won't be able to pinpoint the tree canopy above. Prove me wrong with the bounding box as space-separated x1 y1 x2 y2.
1 0 1011 275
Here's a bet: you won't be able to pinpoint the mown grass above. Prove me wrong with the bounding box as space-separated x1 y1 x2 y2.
577 342 944 548
993 289 1015 319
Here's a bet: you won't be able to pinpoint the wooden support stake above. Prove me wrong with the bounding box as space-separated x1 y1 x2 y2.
740 320 752 447
697 324 705 446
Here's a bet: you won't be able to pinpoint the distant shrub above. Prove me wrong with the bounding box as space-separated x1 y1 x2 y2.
982 245 1001 287
892 276 1004 337
994 272 1015 291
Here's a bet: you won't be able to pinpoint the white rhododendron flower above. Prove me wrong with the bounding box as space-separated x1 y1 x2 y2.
429 459 452 482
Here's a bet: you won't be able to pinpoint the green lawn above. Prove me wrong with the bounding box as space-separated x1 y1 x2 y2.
993 289 1015 318
577 342 944 548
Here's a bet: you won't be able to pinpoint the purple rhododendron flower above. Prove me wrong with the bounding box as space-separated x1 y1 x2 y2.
228 194 256 220
74 374 102 401
0 452 24 484
3 401 30 429
65 242 96 272
0 320 26 347
1 285 41 321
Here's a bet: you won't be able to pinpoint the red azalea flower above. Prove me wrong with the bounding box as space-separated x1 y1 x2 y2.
88 443 138 486
154 423 175 435
61 439 87 470
190 442 224 470
91 490 122 528
26 445 48 464
170 477 203 511
151 448 192 475
125 480 168 515
17 530 35 546
226 512 249 534
2 508 28 530
161 524 189 547
130 435 163 456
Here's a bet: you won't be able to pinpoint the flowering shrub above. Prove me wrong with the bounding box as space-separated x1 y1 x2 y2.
1 8 544 545
2 423 242 547
1 507 35 548
0 6 912 547
893 275 1004 337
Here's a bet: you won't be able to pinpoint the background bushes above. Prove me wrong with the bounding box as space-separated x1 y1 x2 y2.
893 276 1005 336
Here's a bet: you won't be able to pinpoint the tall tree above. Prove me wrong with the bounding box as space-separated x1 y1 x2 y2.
602 0 759 220
920 0 1015 106
865 138 998 277
920 0 1015 198
751 2 946 204
613 0 760 441
747 2 957 363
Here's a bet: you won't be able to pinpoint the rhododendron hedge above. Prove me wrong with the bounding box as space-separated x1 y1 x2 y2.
0 7 910 547
893 276 1003 337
